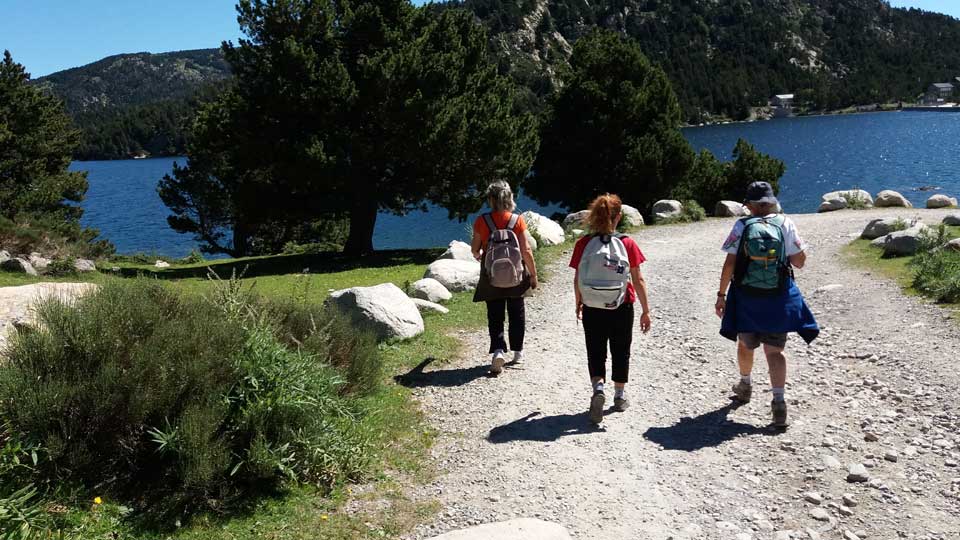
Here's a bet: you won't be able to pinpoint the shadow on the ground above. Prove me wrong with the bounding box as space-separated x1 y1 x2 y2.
394 357 519 388
487 411 604 443
642 402 778 452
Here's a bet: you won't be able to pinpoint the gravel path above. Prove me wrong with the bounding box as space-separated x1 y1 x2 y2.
402 209 960 540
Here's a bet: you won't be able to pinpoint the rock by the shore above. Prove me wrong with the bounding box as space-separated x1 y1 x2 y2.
875 190 912 208
328 283 424 341
154 260 171 268
823 189 874 206
409 278 452 303
411 298 449 315
818 198 847 213
0 251 10 265
28 253 50 273
621 204 644 228
428 519 572 540
74 259 97 273
878 224 929 257
861 217 909 240
524 230 538 251
562 210 590 230
926 194 958 208
439 240 475 262
944 238 960 252
522 211 565 246
424 259 481 292
1 257 38 276
653 200 683 222
943 213 960 226
715 200 749 217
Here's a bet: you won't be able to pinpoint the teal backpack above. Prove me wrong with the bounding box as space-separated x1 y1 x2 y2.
734 215 792 295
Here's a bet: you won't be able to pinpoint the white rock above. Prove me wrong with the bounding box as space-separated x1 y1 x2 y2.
818 198 847 213
823 189 874 206
944 238 960 252
0 250 10 264
926 194 958 208
74 259 97 273
621 204 644 228
804 492 823 505
809 508 831 522
424 259 481 292
1 257 38 276
874 190 912 208
409 278 452 303
428 519 572 540
411 298 449 314
28 253 50 272
942 213 960 226
438 240 475 262
327 283 424 341
154 260 171 268
847 463 870 482
524 229 538 251
653 199 683 222
562 210 589 229
522 211 565 246
815 284 843 294
715 200 750 217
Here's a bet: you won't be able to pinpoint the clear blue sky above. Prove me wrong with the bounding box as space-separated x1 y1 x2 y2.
2 1 957 78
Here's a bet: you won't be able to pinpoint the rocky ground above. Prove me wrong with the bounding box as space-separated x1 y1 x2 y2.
401 209 960 540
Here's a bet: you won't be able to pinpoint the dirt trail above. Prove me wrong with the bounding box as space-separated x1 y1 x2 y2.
403 209 960 540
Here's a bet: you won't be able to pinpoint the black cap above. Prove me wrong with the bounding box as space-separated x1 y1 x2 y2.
745 181 779 205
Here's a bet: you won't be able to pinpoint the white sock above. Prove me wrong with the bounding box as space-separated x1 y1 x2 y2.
593 381 605 393
741 375 752 385
615 388 625 399
772 387 785 402
492 349 504 359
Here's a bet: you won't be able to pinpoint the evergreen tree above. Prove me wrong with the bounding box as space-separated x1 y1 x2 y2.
0 51 88 226
160 0 538 256
526 30 694 213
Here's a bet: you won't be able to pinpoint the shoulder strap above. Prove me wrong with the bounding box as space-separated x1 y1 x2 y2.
506 213 519 231
482 213 497 234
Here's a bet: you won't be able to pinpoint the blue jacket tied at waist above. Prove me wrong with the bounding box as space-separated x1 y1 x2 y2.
720 279 819 344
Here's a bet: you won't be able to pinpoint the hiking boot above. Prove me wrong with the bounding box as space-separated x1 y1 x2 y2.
589 390 606 424
490 351 505 376
613 396 630 412
731 380 753 403
771 399 788 427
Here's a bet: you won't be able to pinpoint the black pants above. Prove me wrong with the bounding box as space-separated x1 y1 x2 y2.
486 298 525 353
582 302 634 383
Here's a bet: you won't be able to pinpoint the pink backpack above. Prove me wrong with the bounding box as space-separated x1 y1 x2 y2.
483 213 525 288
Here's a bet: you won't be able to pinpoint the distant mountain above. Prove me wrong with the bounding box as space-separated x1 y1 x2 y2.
455 0 960 122
31 49 230 160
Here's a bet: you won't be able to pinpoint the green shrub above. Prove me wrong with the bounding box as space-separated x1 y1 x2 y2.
0 279 378 517
45 257 77 277
0 425 49 539
912 248 960 303
0 215 113 260
658 200 707 224
890 217 910 233
179 250 206 265
841 192 871 210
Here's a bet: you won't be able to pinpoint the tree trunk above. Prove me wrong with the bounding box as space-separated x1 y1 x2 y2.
343 198 378 256
232 222 249 258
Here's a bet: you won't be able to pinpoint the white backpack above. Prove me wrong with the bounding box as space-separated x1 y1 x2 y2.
483 213 525 288
577 234 631 309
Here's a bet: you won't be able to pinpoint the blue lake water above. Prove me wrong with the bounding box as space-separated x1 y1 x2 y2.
73 111 960 257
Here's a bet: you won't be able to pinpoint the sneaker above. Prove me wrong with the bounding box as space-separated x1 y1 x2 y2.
613 396 630 412
490 351 505 376
771 400 788 427
731 380 753 403
589 390 606 424
512 350 523 364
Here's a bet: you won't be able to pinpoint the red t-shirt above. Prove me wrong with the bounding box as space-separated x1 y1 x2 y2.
569 235 646 304
473 212 528 251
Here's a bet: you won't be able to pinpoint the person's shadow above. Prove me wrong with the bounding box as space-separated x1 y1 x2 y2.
488 411 603 443
642 402 777 452
394 357 520 388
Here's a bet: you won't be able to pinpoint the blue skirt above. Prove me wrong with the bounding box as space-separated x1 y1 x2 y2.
720 280 819 344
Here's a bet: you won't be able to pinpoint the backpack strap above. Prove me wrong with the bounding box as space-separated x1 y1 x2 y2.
482 213 498 234
506 213 519 231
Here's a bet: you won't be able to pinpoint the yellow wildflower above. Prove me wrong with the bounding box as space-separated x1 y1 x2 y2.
93 496 103 505
321 514 329 521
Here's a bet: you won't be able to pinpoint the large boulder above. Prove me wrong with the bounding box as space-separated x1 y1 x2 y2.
424 259 481 292
428 519 572 540
562 210 589 230
524 229 538 251
620 204 644 228
944 238 960 252
926 194 958 208
154 260 171 268
877 224 929 257
28 253 50 273
875 190 912 208
1 257 38 276
818 198 847 213
409 278 452 303
652 200 683 222
715 200 749 217
411 298 449 314
861 217 910 240
74 259 97 273
327 283 424 341
943 213 960 226
0 250 9 265
522 211 565 246
439 240 475 262
822 189 874 207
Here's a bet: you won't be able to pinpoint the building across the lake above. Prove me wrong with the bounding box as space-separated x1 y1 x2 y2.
772 94 794 118
925 82 955 104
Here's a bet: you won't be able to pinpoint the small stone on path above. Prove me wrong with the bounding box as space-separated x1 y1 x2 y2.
810 508 831 521
847 463 869 483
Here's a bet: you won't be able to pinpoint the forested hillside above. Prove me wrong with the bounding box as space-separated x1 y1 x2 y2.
31 49 229 160
456 0 960 122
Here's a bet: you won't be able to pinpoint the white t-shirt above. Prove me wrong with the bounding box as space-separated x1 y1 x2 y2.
721 214 807 256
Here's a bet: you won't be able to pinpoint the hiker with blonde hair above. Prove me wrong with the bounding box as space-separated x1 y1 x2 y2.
471 181 538 376
570 193 651 424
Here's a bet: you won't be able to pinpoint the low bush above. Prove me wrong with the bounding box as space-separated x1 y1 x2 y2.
0 215 113 260
658 200 707 224
911 225 960 302
841 192 871 210
0 278 379 520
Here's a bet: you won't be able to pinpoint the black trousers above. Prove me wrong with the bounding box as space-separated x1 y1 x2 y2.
486 298 525 353
582 302 634 383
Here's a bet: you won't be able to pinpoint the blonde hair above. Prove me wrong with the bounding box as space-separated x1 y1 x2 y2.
486 181 516 212
587 193 622 234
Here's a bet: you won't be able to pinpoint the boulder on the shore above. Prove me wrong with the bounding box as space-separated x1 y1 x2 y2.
155 260 171 268
439 240 475 262
522 211 565 246
822 189 874 207
875 190 912 208
74 259 97 273
424 259 481 292
818 198 847 213
943 213 960 226
621 204 644 228
28 253 50 273
861 217 910 240
0 251 10 265
1 257 38 276
562 210 589 230
653 200 683 222
926 194 958 208
428 519 572 540
876 224 929 257
327 283 424 341
944 238 960 252
411 298 449 314
715 200 749 217
409 278 452 303
524 229 538 251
